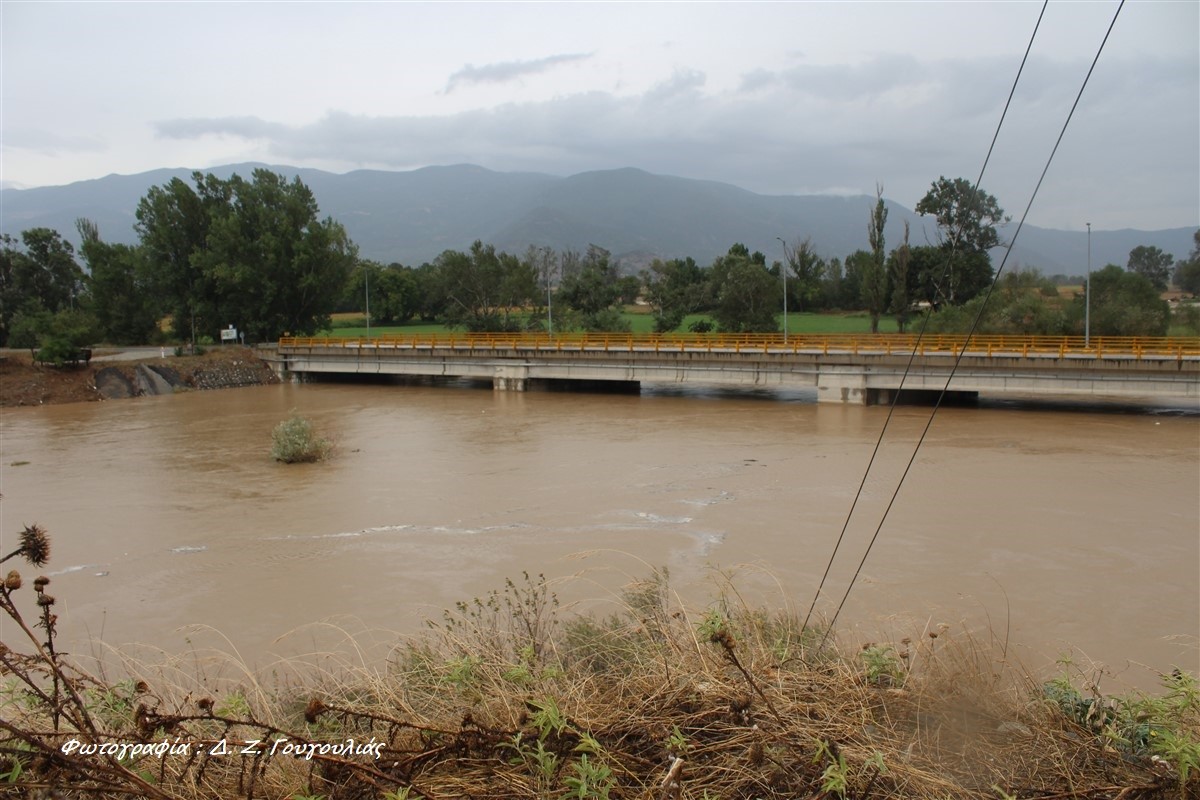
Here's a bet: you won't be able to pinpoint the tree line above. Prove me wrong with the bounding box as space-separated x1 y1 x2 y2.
2 169 1196 360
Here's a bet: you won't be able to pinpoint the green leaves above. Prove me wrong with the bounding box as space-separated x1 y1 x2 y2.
709 243 779 334
915 176 1008 254
438 240 538 332
135 169 357 342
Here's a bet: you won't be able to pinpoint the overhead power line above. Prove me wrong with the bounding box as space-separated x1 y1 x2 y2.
801 0 1050 635
816 0 1127 645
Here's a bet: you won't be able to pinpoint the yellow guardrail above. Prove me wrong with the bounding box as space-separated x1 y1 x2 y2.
278 333 1200 360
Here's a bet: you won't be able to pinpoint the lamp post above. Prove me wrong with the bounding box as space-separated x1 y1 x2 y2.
775 237 789 343
546 252 554 336
365 269 371 340
1085 222 1091 348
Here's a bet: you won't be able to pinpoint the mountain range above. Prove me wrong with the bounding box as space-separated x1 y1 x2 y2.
1 163 1193 278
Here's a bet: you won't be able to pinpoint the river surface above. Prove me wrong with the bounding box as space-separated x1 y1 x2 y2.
1 380 1197 689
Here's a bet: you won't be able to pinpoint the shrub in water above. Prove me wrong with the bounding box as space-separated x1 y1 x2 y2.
271 413 330 463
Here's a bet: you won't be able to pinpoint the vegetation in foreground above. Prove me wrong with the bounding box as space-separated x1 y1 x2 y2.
1 524 1197 800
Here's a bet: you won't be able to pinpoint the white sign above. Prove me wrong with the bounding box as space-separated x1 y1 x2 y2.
220 328 238 341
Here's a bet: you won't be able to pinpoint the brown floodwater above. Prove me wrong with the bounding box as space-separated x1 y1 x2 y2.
1 380 1197 690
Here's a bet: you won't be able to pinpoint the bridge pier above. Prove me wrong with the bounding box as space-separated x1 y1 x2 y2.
493 364 529 392
817 368 869 405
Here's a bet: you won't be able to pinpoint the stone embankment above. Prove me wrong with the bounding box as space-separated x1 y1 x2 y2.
1 347 279 406
94 354 278 399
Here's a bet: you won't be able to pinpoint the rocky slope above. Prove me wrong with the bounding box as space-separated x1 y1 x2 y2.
0 346 278 407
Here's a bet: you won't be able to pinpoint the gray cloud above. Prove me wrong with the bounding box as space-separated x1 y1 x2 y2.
445 53 593 92
155 116 290 140
3 128 105 156
642 69 706 104
151 52 1198 229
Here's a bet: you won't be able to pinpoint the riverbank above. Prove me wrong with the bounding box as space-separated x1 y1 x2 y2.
0 565 1195 799
0 346 277 407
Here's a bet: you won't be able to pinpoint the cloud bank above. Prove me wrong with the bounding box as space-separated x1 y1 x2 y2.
445 52 593 92
151 52 1198 229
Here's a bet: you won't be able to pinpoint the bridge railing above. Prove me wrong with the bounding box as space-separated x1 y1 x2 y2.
278 333 1200 359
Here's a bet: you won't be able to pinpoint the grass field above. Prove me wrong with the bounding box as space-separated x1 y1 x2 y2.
322 310 900 337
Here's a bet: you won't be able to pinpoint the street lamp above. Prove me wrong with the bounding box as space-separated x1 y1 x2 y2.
1085 222 1091 348
365 269 371 340
545 252 554 336
776 237 789 343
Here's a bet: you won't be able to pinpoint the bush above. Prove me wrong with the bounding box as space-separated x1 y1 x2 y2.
271 413 331 463
1172 305 1200 336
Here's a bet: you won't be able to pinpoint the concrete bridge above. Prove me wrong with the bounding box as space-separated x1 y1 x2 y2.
274 333 1200 405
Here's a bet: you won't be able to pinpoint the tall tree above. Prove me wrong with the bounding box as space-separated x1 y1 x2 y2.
907 245 992 308
16 228 85 312
198 170 357 339
0 229 87 346
135 174 225 343
523 245 558 332
709 243 778 333
77 219 160 345
411 262 450 322
1127 245 1174 291
782 237 825 313
0 234 31 347
818 256 846 309
643 256 706 333
1074 264 1169 336
861 185 889 333
888 221 913 332
915 176 1008 253
1174 230 1200 294
438 240 537 331
557 245 629 331
136 170 356 341
914 176 1004 307
344 260 419 324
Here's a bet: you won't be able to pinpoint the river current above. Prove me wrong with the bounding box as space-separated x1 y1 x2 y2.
1 380 1196 689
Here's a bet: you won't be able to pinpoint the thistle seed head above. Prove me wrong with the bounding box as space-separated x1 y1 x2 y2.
19 525 50 567
4 570 20 591
304 698 327 724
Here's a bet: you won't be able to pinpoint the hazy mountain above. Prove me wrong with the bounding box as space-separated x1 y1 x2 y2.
1 163 1193 278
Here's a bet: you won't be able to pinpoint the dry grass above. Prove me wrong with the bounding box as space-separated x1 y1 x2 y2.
1 547 1197 799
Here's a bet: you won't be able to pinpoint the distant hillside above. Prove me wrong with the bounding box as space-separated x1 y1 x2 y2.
2 163 1193 277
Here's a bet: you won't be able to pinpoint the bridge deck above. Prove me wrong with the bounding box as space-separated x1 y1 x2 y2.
281 332 1200 359
275 334 1200 405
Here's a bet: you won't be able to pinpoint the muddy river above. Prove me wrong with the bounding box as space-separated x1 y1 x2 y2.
2 381 1196 689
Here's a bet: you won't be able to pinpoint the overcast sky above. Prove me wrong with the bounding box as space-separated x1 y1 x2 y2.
2 1 1197 231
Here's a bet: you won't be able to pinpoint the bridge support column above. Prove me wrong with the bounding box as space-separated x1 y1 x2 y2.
493 364 530 392
817 368 869 405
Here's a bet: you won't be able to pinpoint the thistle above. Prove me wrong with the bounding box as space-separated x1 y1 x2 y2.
1 524 51 568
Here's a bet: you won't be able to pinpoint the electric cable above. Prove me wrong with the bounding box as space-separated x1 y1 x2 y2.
800 0 1049 635
817 0 1127 644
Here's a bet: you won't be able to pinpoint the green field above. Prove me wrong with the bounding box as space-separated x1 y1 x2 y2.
319 310 899 337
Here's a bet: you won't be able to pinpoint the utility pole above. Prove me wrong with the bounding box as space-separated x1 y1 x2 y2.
365 269 371 339
1085 222 1091 348
776 237 789 343
546 249 554 336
